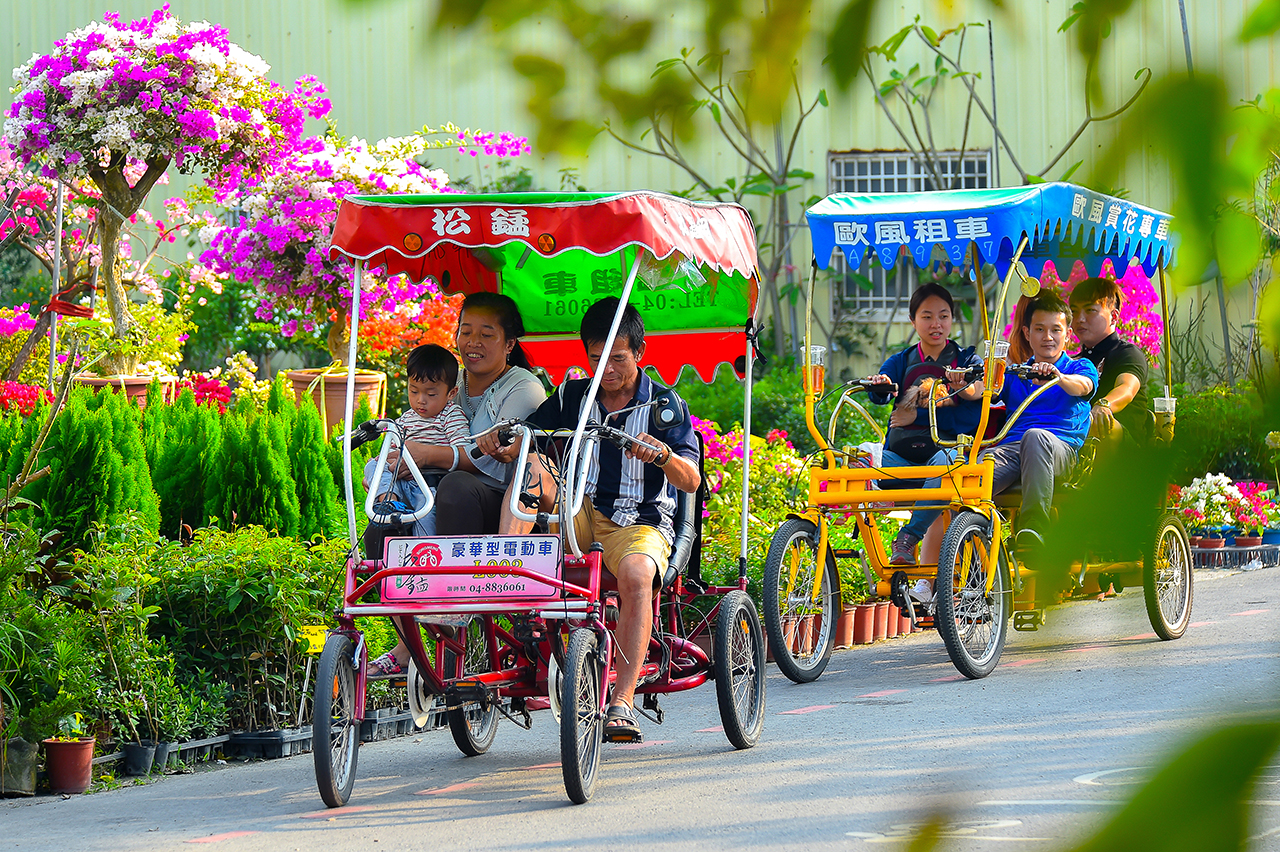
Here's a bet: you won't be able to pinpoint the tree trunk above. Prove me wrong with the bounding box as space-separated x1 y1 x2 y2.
95 210 138 375
327 307 349 366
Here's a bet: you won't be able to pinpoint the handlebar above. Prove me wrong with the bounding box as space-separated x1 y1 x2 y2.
358 420 436 525
469 422 520 459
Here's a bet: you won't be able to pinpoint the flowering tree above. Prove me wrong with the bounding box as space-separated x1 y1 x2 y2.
3 6 326 371
197 127 529 363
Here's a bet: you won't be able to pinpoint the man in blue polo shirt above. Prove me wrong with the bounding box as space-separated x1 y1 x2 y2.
499 297 701 743
984 289 1098 549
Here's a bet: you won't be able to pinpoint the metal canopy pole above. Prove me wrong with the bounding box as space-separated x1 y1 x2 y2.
47 183 63 387
342 260 363 550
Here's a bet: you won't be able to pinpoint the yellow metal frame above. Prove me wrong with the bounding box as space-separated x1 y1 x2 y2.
799 237 1034 602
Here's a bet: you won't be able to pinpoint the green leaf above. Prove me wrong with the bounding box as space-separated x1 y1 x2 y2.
920 25 939 46
1217 205 1262 282
710 102 722 123
1060 160 1084 181
786 168 815 179
651 58 683 78
1241 0 1280 41
1070 721 1280 852
817 88 829 107
826 0 879 88
1025 174 1046 184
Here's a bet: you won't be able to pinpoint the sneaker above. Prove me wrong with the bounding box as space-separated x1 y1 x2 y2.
367 651 405 679
890 529 922 565
909 578 934 605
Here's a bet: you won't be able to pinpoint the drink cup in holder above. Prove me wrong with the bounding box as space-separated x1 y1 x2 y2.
983 340 1009 392
807 345 826 397
1153 396 1176 444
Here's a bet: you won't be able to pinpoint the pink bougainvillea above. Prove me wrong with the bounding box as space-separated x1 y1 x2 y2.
196 127 530 356
1004 259 1164 366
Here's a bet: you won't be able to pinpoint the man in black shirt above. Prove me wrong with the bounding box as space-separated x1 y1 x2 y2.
1070 276 1151 447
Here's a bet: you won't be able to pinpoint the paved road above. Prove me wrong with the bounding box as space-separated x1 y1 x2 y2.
5 565 1278 851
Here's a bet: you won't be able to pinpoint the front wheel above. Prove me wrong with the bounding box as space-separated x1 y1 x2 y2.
560 628 604 804
936 512 1011 679
446 618 500 756
1144 513 1193 640
313 634 361 807
763 519 838 683
715 590 766 749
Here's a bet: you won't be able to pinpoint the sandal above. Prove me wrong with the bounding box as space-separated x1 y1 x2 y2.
367 651 405 679
603 702 643 743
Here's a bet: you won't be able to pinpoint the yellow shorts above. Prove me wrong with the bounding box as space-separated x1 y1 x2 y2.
561 502 670 582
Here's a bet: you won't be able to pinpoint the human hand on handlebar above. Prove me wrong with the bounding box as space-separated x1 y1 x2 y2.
625 430 668 465
1026 361 1060 383
475 425 520 463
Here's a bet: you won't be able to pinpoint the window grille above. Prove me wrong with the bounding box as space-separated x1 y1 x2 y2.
827 150 991 318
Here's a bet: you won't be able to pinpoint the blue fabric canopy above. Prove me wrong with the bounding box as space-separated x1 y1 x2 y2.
805 182 1175 279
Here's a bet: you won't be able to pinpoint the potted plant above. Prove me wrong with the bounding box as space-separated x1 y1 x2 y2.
42 713 95 795
5 6 323 377
1174 473 1244 547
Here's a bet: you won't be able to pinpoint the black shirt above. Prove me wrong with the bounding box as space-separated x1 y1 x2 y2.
1078 331 1149 438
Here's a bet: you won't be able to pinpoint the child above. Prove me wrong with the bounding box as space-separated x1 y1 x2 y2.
362 344 470 538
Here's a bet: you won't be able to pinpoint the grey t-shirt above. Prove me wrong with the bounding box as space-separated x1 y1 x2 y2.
457 366 546 488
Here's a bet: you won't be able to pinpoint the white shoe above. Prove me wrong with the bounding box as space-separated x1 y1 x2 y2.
909 578 934 604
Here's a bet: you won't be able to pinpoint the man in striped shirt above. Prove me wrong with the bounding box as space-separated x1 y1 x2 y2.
501 297 701 741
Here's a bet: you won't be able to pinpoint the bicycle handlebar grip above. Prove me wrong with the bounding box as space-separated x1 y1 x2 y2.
469 425 519 458
349 420 380 449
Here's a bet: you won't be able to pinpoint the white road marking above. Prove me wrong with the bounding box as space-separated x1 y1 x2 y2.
1073 767 1148 786
977 800 1122 806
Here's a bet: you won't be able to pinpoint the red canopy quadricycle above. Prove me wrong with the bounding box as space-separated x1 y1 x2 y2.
319 191 767 805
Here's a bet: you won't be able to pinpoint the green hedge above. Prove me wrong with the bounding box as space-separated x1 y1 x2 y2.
1171 383 1274 484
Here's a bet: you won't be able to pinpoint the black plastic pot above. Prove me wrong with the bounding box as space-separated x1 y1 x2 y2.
1 738 39 797
152 741 174 770
121 742 156 776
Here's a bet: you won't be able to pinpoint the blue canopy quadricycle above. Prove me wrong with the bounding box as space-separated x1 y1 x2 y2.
763 182 1193 682
319 191 767 805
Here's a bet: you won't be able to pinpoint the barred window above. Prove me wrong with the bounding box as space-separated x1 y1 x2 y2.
828 150 991 318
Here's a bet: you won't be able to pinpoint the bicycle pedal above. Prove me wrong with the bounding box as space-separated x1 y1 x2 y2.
1013 610 1044 632
639 694 664 725
445 680 488 709
602 728 644 744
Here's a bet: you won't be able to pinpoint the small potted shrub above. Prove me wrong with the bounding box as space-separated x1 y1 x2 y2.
43 714 95 795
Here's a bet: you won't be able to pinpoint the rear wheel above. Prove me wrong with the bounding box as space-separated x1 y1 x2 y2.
313 634 360 807
560 628 604 804
1144 513 1193 640
763 519 838 683
446 618 499 756
936 512 1011 679
715 590 766 749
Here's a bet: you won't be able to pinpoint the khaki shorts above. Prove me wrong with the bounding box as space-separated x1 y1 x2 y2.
558 501 670 582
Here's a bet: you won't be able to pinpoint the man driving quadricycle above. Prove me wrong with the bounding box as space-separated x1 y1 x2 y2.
498 297 701 742
315 190 768 807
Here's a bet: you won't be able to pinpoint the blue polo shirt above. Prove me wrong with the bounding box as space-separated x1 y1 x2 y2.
999 353 1099 450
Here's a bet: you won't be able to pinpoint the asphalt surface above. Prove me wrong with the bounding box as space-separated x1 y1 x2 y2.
4 564 1278 851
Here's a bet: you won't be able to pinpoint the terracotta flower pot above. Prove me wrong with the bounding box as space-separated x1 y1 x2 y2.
1197 537 1226 549
75 374 176 409
797 614 815 655
782 616 799 653
43 737 95 795
873 601 890 641
287 368 387 434
886 604 900 638
853 603 876 645
836 607 856 648
900 609 914 634
1235 535 1263 547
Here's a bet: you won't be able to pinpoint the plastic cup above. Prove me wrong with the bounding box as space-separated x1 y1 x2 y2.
807 345 826 396
983 340 1009 391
